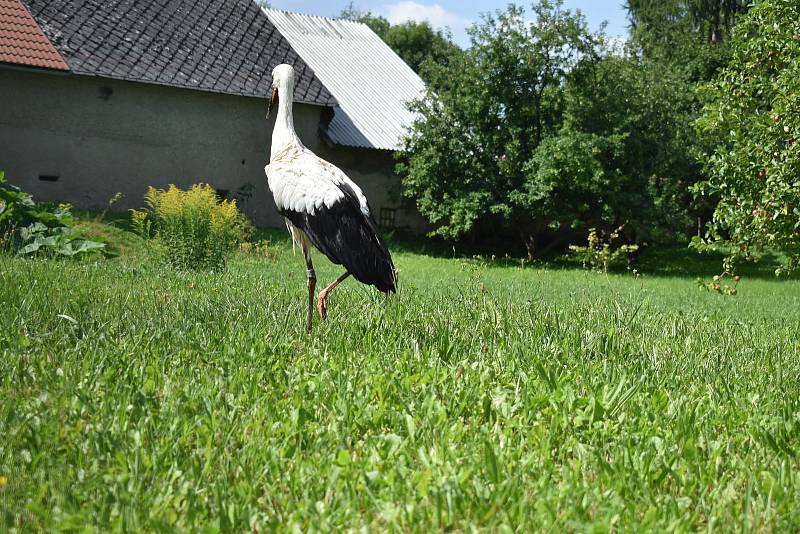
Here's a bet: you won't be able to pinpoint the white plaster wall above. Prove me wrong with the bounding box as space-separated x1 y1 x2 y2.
0 66 428 233
317 144 429 234
0 67 322 227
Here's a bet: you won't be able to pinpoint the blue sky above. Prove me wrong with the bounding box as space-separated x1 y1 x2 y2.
269 1 631 47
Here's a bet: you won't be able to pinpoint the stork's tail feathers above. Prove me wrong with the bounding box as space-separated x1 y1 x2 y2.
369 252 396 294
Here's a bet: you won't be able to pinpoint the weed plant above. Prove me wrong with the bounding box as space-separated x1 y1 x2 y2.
131 184 250 270
569 225 639 273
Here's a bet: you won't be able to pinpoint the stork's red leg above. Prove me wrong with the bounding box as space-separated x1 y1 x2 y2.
317 272 351 320
306 275 316 333
302 242 316 334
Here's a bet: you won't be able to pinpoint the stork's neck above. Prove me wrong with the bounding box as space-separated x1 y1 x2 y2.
270 83 303 160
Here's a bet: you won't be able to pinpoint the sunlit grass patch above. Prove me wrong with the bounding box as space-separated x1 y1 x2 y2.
1 239 799 531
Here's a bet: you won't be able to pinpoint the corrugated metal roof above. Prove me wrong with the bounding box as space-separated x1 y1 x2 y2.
264 9 426 151
0 0 68 70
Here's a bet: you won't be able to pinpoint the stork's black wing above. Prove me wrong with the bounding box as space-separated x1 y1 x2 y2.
281 183 396 293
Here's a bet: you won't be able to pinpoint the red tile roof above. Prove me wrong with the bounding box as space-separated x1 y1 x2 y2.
0 0 67 70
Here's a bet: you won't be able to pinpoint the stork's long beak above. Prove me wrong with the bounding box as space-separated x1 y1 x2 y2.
267 87 278 119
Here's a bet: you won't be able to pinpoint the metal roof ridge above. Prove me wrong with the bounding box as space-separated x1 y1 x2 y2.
262 7 356 24
262 7 369 35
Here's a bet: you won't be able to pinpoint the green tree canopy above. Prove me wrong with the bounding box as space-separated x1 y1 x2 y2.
550 54 698 244
400 1 698 257
693 0 800 274
626 0 750 81
400 1 600 253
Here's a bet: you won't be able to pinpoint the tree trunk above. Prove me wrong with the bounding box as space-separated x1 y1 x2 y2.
521 232 536 261
536 233 569 258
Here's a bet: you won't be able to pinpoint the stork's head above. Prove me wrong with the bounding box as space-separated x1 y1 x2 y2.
267 64 295 119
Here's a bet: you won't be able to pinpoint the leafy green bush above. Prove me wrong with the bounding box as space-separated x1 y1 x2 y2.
569 225 639 273
131 184 250 270
0 171 105 257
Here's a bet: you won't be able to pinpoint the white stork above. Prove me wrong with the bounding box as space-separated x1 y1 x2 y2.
264 64 396 333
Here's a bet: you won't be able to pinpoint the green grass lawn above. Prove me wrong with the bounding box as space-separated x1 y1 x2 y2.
2 230 800 531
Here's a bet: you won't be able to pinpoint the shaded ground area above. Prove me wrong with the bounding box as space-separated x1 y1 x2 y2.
73 209 796 280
